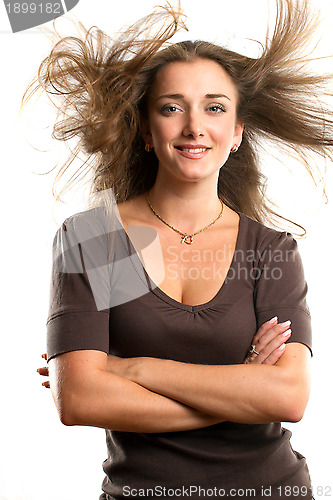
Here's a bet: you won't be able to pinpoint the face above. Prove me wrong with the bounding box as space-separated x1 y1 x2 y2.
141 58 244 185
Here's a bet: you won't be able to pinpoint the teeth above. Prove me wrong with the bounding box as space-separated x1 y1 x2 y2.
179 148 207 153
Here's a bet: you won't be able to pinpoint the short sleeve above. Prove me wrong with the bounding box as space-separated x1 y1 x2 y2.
253 231 312 356
46 211 111 362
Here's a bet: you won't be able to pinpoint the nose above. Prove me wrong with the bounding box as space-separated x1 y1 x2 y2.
182 110 204 138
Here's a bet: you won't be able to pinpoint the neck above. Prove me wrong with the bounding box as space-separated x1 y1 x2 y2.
147 177 222 235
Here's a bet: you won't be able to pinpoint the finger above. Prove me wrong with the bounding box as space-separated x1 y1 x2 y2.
41 353 47 360
246 328 290 365
244 352 261 365
244 347 263 364
258 328 291 360
250 329 291 365
252 317 278 344
37 367 49 376
42 381 50 389
262 344 286 365
253 321 291 351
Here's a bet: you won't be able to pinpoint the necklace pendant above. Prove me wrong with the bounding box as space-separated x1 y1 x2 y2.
181 235 194 245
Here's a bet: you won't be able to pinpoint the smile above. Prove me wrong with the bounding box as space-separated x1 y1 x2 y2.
177 147 208 153
174 146 210 159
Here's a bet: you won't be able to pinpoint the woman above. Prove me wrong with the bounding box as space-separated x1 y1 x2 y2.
33 0 333 498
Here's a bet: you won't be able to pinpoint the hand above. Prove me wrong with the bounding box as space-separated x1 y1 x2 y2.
37 354 50 388
243 317 291 365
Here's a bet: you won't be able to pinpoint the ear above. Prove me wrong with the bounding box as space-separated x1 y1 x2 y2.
233 121 244 147
139 117 152 145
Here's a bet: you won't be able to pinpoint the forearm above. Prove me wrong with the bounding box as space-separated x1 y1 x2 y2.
116 346 310 424
49 355 223 432
129 360 285 424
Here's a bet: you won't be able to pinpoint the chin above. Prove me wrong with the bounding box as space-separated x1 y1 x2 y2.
157 155 218 182
176 169 217 183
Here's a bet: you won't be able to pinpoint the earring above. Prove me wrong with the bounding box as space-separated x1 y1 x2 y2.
230 144 239 153
145 144 153 152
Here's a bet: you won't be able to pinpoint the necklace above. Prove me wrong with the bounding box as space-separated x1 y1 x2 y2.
145 193 224 245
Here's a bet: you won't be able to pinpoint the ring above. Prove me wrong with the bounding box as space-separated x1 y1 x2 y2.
249 344 259 356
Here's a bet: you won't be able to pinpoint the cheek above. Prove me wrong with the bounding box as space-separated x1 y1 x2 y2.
211 120 236 145
151 119 179 146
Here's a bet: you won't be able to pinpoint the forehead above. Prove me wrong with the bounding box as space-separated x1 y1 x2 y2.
150 58 238 100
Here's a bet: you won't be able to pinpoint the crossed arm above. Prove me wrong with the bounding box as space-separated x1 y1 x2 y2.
41 318 311 432
106 342 311 425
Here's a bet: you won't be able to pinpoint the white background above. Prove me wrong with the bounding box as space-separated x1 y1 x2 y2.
0 0 332 499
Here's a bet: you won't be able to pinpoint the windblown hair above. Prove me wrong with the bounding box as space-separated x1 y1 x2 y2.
22 0 333 233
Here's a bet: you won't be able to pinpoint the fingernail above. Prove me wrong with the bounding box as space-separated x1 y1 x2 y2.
280 320 291 327
41 354 47 360
37 368 40 374
283 328 291 337
278 343 286 350
269 316 278 324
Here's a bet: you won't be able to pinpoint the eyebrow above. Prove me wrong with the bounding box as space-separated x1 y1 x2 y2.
155 93 231 101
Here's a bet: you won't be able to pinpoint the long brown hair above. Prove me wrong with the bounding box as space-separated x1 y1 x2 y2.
22 0 333 234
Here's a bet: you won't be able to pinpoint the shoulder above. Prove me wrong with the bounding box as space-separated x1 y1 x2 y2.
237 212 304 273
239 211 297 253
60 206 110 233
51 206 123 270
53 205 123 246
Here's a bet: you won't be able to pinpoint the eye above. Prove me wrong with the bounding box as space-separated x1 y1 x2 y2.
161 104 181 114
208 104 226 113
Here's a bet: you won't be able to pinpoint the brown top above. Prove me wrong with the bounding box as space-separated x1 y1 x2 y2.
47 207 313 500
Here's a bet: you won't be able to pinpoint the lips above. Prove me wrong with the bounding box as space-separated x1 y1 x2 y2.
175 144 211 151
176 147 208 153
174 145 211 159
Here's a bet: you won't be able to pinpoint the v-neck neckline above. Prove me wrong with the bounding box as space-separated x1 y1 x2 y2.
115 210 245 312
